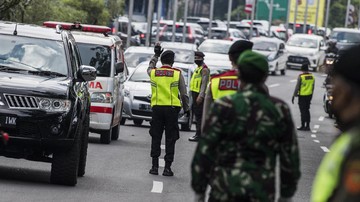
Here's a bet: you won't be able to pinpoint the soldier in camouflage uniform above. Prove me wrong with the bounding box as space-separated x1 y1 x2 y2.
191 51 301 202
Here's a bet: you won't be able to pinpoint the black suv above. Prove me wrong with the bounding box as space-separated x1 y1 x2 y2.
0 21 96 186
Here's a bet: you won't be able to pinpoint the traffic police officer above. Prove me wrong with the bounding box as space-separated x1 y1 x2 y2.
191 51 300 201
200 40 253 132
292 63 315 131
147 43 189 176
188 51 209 142
312 45 360 201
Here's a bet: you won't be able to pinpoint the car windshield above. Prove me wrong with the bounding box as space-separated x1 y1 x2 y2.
287 37 318 48
129 63 189 85
77 43 112 77
163 25 189 34
167 49 194 64
198 41 232 54
124 51 153 68
253 41 277 51
211 30 227 39
330 31 360 43
0 35 67 75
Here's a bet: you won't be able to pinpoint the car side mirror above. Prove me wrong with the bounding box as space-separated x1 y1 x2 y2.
78 65 96 81
278 49 284 54
115 62 125 75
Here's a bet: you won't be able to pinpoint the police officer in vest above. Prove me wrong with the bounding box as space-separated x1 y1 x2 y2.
200 40 253 133
188 51 210 142
292 63 315 131
147 43 189 176
312 44 360 202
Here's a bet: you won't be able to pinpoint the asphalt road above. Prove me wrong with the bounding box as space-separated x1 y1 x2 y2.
0 69 338 202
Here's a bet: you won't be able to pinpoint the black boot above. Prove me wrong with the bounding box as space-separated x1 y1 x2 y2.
297 122 306 131
188 135 199 142
163 162 174 176
304 122 310 131
149 158 159 175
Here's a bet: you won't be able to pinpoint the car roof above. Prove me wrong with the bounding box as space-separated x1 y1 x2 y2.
201 39 235 45
160 42 198 51
72 32 121 46
290 34 324 40
125 46 154 54
211 27 239 32
251 37 284 44
332 28 360 33
0 21 63 41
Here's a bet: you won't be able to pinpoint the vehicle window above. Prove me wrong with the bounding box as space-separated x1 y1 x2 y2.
166 48 194 64
77 43 112 77
198 41 232 54
330 31 360 43
163 25 189 34
71 41 82 70
253 41 277 51
233 31 240 38
124 52 153 68
0 35 68 75
287 37 318 48
195 29 203 35
211 30 227 39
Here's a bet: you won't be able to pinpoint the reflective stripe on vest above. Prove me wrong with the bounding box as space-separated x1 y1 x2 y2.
150 67 181 107
299 74 315 96
211 75 239 100
311 133 352 202
190 66 204 93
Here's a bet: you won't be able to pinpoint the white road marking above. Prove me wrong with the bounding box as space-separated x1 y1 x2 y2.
318 116 325 121
159 158 165 167
160 145 165 150
313 140 320 143
151 181 163 193
312 130 318 133
311 134 316 138
269 84 280 88
321 146 330 153
314 125 320 129
290 79 297 83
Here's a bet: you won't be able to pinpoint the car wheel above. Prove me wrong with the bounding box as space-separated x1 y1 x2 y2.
181 111 193 131
111 123 120 141
133 119 143 126
51 127 81 186
100 129 112 144
78 114 90 177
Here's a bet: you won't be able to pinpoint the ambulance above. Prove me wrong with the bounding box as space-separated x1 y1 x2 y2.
44 22 128 144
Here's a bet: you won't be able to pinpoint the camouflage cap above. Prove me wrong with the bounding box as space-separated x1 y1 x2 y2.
236 50 269 74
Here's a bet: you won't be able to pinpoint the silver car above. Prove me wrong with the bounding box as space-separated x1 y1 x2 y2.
121 60 195 131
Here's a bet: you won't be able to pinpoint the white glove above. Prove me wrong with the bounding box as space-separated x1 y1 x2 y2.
278 197 292 202
194 193 205 202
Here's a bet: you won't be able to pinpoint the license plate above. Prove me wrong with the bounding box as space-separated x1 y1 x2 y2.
0 115 17 129
139 104 151 111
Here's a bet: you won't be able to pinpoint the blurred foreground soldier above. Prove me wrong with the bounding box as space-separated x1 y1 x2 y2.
312 45 360 202
292 63 315 131
147 43 189 176
188 51 210 142
191 51 301 202
200 40 253 133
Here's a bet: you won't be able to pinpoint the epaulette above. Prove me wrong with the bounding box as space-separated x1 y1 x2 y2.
211 69 237 79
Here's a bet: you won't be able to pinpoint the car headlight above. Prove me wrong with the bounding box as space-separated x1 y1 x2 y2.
91 92 113 103
37 98 71 112
124 89 130 98
328 95 333 100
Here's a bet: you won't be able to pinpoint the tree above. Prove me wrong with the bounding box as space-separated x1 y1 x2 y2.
0 0 31 21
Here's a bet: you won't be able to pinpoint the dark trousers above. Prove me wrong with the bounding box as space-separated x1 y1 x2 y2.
149 106 180 163
192 92 203 137
299 95 312 124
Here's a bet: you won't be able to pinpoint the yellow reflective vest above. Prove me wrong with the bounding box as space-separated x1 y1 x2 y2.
311 132 355 202
299 73 315 96
150 67 181 107
190 65 206 93
210 70 239 100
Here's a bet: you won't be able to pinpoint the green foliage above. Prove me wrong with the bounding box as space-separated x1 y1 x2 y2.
0 0 125 25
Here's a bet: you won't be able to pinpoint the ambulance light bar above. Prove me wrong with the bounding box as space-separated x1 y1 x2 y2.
43 21 111 34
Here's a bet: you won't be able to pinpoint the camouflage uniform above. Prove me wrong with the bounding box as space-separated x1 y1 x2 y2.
191 84 301 202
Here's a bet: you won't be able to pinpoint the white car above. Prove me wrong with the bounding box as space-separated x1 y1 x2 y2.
285 34 326 71
209 27 247 41
70 24 128 144
252 37 287 75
